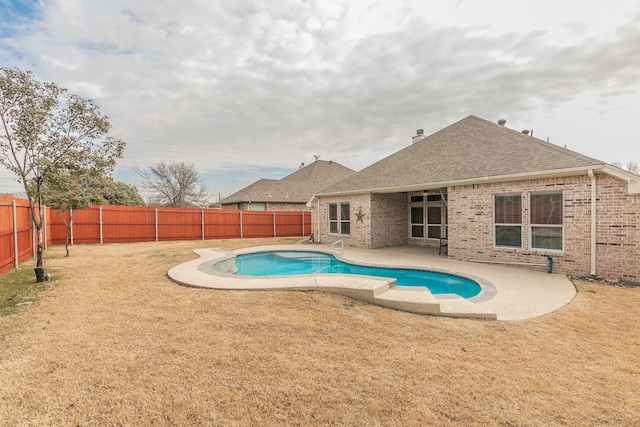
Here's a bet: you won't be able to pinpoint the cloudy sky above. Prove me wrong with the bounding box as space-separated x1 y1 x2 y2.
1 0 640 200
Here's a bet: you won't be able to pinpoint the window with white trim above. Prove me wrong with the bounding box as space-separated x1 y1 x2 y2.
426 195 442 239
410 193 445 239
530 192 563 251
410 195 424 238
494 193 522 248
328 203 350 235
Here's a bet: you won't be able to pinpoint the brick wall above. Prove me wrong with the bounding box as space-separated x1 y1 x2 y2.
595 174 639 282
266 202 310 212
220 202 310 212
315 194 371 248
370 193 408 249
448 173 639 281
314 172 639 282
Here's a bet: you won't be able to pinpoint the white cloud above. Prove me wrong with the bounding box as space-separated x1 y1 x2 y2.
1 0 639 196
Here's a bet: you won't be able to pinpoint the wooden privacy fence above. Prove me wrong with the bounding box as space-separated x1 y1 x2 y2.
48 205 312 245
1 198 311 275
0 196 52 276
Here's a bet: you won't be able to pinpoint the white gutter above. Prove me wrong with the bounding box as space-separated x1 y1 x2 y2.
588 169 597 276
601 165 640 195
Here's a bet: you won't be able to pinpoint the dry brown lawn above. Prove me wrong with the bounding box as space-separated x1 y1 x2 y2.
0 238 639 426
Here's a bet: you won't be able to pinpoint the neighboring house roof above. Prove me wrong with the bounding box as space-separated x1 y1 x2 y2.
317 115 638 196
221 160 355 204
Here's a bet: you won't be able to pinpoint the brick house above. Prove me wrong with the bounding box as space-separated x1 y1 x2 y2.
220 160 355 212
312 116 640 282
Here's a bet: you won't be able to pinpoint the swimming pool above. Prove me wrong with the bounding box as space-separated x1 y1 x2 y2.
234 251 481 298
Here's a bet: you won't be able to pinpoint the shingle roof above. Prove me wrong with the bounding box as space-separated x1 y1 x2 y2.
221 160 355 204
318 115 605 195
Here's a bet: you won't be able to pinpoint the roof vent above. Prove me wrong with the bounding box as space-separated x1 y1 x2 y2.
498 119 506 126
412 129 427 144
522 129 530 135
299 162 304 169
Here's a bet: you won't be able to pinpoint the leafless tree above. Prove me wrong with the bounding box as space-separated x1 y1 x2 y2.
135 161 209 207
612 160 640 175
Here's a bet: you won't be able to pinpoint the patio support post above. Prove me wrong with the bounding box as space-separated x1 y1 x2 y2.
12 200 18 268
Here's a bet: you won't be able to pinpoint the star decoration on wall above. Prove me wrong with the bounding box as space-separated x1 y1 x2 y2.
355 208 366 223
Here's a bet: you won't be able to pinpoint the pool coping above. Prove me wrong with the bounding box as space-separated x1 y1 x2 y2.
168 244 577 320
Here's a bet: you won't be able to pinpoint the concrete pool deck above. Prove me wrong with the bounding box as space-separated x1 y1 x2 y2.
168 244 576 321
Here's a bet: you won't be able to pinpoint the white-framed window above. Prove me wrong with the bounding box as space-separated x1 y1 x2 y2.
426 194 443 239
494 193 522 248
410 195 424 238
409 193 446 239
529 192 563 251
328 203 350 235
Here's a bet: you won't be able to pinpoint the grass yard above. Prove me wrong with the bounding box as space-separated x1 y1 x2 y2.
0 238 639 426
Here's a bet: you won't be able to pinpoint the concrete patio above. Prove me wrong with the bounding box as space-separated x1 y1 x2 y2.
168 244 576 321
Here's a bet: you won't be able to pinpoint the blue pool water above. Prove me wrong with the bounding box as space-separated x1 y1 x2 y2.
234 251 481 298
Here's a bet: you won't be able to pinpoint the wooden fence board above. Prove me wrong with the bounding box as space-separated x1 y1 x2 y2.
0 196 51 275
1 196 310 276
47 206 311 244
102 206 156 243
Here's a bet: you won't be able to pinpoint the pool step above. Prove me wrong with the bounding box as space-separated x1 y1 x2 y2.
375 287 497 319
437 298 497 319
374 287 441 315
315 276 392 303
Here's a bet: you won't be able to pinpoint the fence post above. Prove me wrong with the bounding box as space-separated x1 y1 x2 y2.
43 206 47 249
302 211 305 237
155 208 159 242
99 205 103 244
201 209 205 240
273 212 277 237
70 208 74 245
239 211 243 239
12 200 18 268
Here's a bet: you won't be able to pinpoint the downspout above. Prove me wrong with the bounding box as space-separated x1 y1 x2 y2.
316 198 321 243
305 196 320 243
588 169 597 276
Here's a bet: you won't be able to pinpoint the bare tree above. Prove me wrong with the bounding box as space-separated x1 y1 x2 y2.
612 160 640 175
0 67 125 281
135 161 209 207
